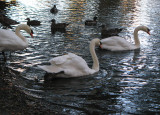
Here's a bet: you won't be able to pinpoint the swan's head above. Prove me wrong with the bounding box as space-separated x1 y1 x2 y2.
25 25 34 38
137 26 150 35
90 38 101 47
18 24 34 38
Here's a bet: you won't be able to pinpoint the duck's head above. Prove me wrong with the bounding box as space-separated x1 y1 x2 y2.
93 16 97 21
51 19 56 23
25 18 30 21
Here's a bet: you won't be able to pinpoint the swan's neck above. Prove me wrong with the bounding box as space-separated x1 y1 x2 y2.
15 26 27 43
90 41 99 71
133 27 141 47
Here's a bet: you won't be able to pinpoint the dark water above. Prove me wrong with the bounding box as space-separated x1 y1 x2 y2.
0 0 160 114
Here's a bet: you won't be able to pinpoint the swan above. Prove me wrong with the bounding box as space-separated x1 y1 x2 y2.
38 38 101 78
0 24 34 60
100 26 150 51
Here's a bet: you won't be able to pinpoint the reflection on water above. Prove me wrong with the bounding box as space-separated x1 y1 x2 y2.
0 0 160 114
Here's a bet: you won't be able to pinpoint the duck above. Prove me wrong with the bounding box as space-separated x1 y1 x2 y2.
0 15 12 29
51 19 69 33
100 25 123 38
50 5 58 14
26 18 41 26
38 38 101 79
85 16 97 26
0 14 19 28
100 26 150 51
0 19 12 29
0 24 34 61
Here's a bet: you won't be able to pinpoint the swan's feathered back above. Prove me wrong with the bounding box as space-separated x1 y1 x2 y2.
50 53 89 70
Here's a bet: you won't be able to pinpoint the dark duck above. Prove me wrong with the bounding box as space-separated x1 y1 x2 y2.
26 18 41 26
0 14 19 28
85 16 97 26
50 5 58 14
100 25 123 38
51 19 69 33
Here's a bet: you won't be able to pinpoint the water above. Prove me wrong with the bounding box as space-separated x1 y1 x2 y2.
0 0 160 114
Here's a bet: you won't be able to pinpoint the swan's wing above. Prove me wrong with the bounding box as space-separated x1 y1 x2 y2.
39 53 92 77
101 36 136 51
66 53 90 71
0 29 17 40
50 53 90 70
49 53 72 65
38 52 77 74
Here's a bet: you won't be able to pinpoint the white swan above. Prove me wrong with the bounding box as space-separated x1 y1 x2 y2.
38 38 101 78
100 26 150 51
0 24 33 60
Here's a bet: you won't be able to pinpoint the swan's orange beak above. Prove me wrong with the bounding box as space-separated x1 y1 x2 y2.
30 33 34 38
30 29 34 38
100 44 102 49
148 31 150 35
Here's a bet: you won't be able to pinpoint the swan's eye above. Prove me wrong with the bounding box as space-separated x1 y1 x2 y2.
147 28 150 32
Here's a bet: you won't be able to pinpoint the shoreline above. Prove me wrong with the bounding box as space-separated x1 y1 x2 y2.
0 67 59 114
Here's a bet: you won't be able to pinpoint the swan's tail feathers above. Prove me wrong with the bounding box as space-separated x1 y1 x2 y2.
38 65 62 73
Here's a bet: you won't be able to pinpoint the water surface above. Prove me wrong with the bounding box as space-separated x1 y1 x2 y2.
0 0 160 114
